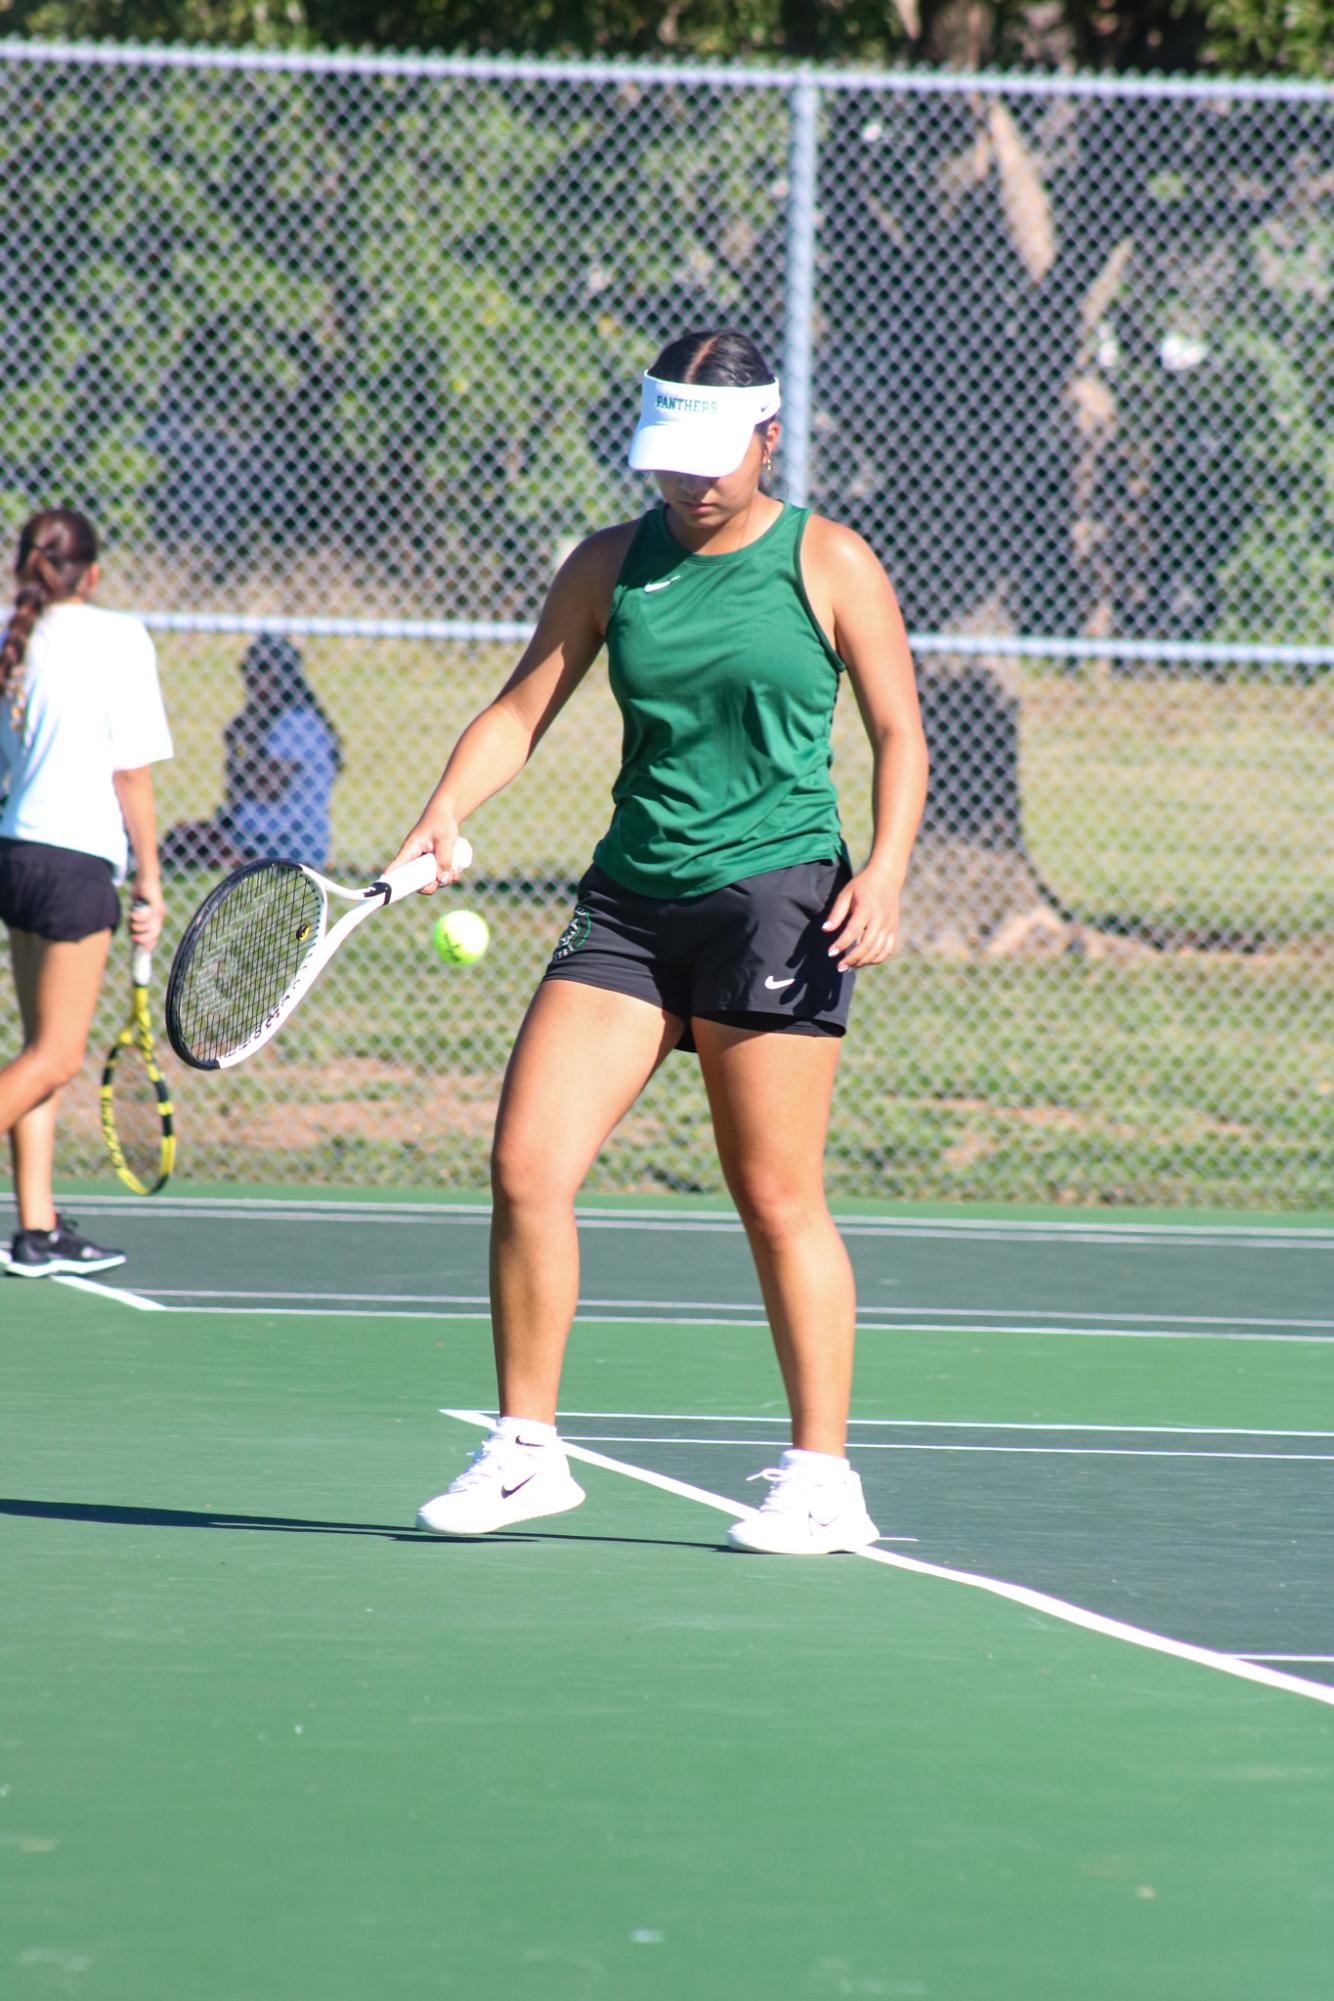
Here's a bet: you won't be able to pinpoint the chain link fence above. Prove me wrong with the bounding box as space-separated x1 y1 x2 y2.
2 40 1331 1208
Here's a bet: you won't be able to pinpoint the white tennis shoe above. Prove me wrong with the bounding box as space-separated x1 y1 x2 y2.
726 1450 881 1555
415 1428 586 1536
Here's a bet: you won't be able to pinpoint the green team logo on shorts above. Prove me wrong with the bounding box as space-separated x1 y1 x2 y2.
552 904 592 963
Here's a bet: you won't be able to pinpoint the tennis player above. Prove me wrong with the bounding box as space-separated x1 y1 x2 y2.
0 509 173 1276
393 328 928 1553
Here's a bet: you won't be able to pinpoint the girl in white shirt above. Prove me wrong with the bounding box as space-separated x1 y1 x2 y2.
0 509 174 1277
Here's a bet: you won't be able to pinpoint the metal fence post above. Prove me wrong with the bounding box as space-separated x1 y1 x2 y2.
781 75 819 508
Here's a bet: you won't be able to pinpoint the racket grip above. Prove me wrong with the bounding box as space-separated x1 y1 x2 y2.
378 839 472 903
129 897 152 987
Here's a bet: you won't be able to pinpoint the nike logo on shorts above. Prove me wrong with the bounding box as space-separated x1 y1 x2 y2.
764 976 795 990
643 578 678 593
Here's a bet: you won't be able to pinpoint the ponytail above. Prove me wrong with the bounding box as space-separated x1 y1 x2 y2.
2 509 98 727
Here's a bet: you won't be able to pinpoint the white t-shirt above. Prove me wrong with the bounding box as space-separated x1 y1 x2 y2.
0 602 174 876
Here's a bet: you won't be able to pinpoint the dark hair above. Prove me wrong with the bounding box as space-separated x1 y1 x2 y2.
240 633 344 773
2 508 98 724
648 327 775 389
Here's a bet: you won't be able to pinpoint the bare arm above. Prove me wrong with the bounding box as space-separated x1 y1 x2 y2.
387 525 633 887
112 764 166 950
803 518 929 969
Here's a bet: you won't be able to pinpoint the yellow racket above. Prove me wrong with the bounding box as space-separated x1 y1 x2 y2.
100 904 174 1196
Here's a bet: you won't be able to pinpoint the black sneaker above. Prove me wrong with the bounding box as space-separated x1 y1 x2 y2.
6 1216 127 1279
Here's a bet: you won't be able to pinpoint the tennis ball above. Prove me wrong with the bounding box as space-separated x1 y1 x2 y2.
433 908 489 966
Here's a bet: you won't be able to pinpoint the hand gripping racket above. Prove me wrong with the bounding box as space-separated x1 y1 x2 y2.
100 903 175 1194
165 843 471 1071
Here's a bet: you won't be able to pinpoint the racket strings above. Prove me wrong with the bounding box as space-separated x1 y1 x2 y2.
104 1042 167 1192
175 864 324 1064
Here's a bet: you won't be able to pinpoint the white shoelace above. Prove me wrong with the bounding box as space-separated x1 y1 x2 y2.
451 1435 520 1492
747 1464 843 1515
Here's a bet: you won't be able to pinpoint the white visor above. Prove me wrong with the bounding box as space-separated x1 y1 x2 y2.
627 372 781 478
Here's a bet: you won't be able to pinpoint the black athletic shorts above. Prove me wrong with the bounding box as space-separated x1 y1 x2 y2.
543 857 855 1051
0 838 120 943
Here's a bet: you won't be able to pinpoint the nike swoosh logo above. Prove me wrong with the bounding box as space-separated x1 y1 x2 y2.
764 976 795 990
501 1476 537 1499
643 578 678 593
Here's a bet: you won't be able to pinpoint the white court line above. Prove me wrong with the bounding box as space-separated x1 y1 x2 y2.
1237 1654 1334 1664
597 1320 1334 1343
112 1295 1334 1342
438 1408 1334 1709
151 1288 493 1305
860 1308 1334 1330
138 1285 1331 1332
23 1193 1334 1248
557 1410 1334 1439
52 1274 167 1313
558 1432 1334 1462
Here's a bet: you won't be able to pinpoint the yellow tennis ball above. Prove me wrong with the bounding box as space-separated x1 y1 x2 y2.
433 908 489 966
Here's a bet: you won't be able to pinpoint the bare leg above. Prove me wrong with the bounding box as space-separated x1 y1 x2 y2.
8 931 58 1231
10 1095 59 1233
490 980 681 1422
693 1020 854 1456
4 929 111 1228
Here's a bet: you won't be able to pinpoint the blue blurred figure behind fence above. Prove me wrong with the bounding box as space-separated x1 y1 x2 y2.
163 635 342 870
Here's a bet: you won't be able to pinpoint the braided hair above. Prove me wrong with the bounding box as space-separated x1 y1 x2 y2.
1 509 99 729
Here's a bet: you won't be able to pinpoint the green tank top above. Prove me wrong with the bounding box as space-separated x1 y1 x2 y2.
593 503 845 898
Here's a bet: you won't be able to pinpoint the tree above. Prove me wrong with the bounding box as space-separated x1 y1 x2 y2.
2 0 1331 79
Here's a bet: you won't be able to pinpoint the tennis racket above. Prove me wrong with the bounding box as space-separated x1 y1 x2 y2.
165 843 471 1071
100 903 175 1195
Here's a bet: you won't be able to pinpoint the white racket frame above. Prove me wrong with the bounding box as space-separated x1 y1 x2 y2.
184 840 470 1070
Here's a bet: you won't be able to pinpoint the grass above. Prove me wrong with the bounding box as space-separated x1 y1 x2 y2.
4 640 1331 1209
1020 670 1334 941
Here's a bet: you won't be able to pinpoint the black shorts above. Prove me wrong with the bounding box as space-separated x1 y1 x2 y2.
543 857 855 1051
0 838 120 943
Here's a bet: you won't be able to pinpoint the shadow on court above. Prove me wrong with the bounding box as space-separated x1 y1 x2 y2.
0 1495 721 1552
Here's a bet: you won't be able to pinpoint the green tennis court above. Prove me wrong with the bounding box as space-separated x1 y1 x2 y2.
4 1187 1332 1999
